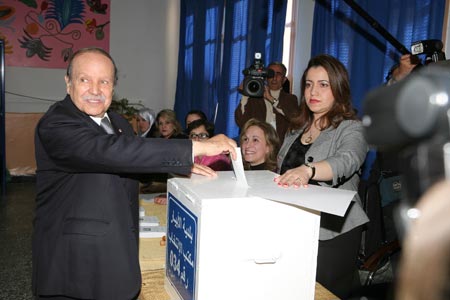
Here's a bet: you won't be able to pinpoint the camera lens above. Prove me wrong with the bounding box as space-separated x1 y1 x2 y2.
247 80 261 94
242 74 265 97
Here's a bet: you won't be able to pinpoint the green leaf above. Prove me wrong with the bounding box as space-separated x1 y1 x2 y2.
19 0 38 9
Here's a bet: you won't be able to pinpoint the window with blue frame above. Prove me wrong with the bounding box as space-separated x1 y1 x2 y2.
174 0 288 139
312 0 446 115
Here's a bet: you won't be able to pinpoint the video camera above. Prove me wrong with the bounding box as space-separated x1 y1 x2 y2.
362 63 450 234
411 39 446 63
241 52 274 98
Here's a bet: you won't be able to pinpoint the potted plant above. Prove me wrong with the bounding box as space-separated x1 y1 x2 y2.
109 98 142 121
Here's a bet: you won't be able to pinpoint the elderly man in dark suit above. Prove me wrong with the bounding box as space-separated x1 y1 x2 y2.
32 47 236 300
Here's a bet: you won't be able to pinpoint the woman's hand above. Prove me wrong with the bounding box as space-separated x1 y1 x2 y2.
274 164 313 188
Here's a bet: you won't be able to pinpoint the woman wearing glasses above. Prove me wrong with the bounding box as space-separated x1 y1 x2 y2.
153 118 229 204
187 119 231 171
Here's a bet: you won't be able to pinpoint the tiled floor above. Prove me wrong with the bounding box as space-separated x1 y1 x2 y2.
0 180 36 300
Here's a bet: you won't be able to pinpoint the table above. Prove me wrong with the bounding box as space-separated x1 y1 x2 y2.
139 197 167 273
138 196 340 300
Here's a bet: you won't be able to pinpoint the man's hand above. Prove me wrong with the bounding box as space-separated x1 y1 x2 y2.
191 163 217 177
263 86 275 104
192 134 237 160
392 54 420 82
154 194 167 205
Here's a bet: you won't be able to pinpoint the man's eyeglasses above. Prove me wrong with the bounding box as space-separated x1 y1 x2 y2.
189 132 209 140
272 71 284 78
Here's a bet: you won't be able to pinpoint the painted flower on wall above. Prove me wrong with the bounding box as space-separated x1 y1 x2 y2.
1 0 110 68
86 0 107 15
85 18 109 40
18 30 51 60
0 5 16 54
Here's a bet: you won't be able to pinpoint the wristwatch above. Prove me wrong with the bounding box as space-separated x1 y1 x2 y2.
304 162 316 179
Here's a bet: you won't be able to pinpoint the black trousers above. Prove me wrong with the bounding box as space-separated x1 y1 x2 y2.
316 225 363 299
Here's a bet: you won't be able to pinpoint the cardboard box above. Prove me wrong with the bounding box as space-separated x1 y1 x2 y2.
165 171 353 300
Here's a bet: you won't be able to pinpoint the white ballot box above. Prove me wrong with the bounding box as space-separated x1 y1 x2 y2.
165 171 354 300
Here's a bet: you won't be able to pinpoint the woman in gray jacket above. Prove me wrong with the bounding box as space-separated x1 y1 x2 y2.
275 54 369 298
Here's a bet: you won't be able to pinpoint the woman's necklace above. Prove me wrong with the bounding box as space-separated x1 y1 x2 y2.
304 132 313 144
303 123 320 145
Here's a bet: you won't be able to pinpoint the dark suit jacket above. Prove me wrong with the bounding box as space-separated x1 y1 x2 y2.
234 90 299 144
33 95 193 299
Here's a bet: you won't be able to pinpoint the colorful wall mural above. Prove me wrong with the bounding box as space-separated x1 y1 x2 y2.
0 0 110 69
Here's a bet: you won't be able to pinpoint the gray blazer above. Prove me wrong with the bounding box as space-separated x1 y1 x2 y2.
277 120 369 240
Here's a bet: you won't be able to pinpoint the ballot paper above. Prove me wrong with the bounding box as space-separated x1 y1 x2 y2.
139 215 160 226
139 206 146 217
231 147 249 187
139 225 166 238
246 171 355 217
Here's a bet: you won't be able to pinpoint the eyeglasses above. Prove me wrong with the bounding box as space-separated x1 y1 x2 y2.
271 71 285 78
189 132 209 140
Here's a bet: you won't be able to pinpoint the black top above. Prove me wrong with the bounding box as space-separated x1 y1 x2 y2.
280 137 311 175
169 132 189 139
248 163 267 170
280 137 320 185
144 124 159 138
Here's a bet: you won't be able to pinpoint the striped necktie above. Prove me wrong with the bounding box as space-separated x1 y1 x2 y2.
100 117 115 134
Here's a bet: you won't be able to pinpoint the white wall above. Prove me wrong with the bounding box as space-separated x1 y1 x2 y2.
292 0 315 99
5 0 180 113
444 0 450 53
110 0 179 113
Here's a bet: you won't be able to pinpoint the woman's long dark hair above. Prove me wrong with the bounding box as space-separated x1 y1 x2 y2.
290 54 357 132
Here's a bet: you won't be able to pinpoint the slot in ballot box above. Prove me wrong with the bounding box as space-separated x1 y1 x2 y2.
165 171 354 300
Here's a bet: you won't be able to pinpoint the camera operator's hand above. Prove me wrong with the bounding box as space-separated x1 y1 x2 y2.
391 54 420 82
264 86 276 104
237 80 244 94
